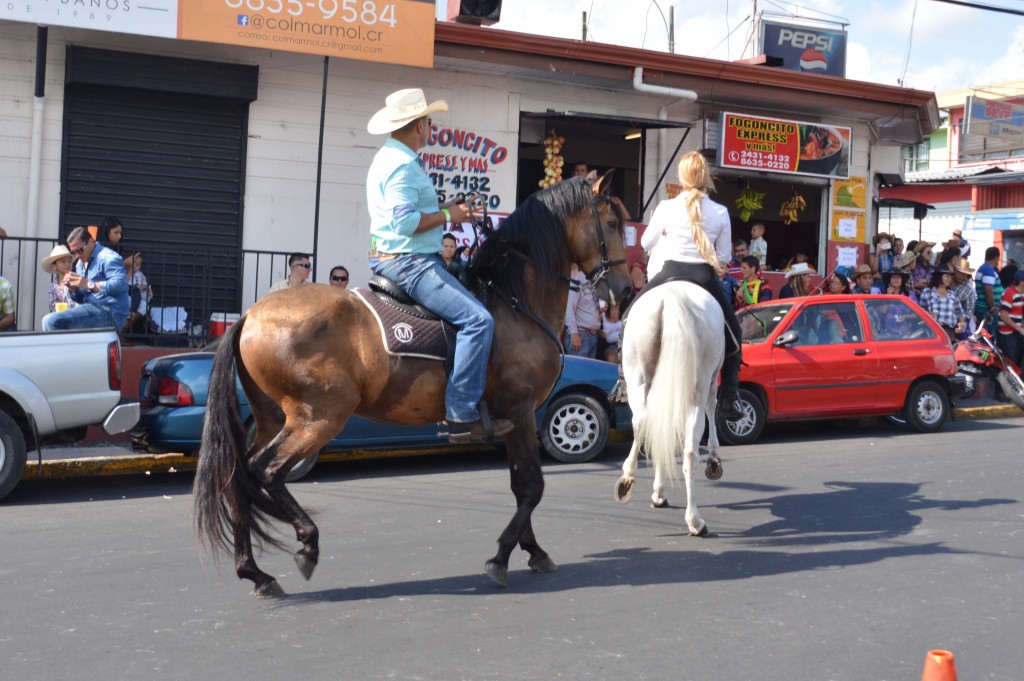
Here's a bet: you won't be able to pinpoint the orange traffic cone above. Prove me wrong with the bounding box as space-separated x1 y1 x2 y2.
922 650 957 681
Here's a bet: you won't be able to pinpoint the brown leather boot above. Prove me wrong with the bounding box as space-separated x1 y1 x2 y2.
448 418 515 444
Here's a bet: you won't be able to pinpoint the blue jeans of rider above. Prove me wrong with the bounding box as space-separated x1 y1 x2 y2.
370 253 494 424
42 303 117 331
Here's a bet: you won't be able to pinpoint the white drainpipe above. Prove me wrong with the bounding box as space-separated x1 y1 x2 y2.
632 67 699 215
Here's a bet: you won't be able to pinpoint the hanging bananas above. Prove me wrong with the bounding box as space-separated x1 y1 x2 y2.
779 190 807 225
734 188 766 222
539 131 565 189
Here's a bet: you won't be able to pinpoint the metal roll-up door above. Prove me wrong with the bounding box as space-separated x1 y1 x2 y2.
60 47 259 336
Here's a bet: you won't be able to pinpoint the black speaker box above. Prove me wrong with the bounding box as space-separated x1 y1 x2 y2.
447 0 502 26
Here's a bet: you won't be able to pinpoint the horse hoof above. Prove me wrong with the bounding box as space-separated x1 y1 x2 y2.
689 523 710 538
254 580 287 599
705 456 723 480
484 561 509 588
614 476 635 503
528 555 558 573
651 498 669 508
294 552 317 581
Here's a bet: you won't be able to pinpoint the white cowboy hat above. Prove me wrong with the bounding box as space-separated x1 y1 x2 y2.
367 88 449 135
40 244 73 274
785 262 817 279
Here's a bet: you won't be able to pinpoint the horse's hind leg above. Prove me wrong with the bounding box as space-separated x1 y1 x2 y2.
681 408 708 537
234 512 286 599
485 422 555 587
249 418 341 582
614 439 643 503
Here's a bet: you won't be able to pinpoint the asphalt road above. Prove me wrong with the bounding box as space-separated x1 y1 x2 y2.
3 415 1022 681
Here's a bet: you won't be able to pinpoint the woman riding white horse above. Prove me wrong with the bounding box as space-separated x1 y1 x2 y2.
613 150 741 534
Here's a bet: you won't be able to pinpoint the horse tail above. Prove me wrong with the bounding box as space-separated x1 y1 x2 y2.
193 315 288 559
637 287 706 484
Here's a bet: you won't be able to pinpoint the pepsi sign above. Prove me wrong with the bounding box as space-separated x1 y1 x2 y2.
761 20 847 78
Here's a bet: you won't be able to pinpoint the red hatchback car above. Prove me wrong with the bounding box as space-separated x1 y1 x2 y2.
719 294 968 445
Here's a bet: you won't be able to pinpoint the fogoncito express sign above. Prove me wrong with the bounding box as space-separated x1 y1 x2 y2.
1 0 436 68
718 112 851 180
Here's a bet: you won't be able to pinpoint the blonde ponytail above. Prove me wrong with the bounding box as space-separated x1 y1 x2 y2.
678 151 719 268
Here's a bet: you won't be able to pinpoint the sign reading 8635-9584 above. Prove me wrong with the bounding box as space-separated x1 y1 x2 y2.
181 0 435 67
222 0 397 27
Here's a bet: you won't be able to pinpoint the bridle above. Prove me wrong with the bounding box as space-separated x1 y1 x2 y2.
582 193 627 287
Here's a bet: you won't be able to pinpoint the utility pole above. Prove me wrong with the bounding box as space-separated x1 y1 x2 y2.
581 11 587 40
668 5 675 53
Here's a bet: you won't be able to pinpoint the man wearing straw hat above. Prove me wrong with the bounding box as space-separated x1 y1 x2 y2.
42 226 129 332
365 88 513 444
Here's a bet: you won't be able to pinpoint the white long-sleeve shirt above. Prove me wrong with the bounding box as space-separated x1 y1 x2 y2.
641 194 732 278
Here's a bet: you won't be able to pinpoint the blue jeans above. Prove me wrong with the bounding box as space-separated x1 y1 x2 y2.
564 329 598 358
370 253 494 423
42 303 117 331
997 331 1023 368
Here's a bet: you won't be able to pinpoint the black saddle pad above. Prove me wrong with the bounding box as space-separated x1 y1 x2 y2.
353 288 447 360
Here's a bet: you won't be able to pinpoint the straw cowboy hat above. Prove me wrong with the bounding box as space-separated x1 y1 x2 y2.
40 244 73 274
851 263 875 278
785 262 816 279
367 88 449 135
956 260 975 276
896 251 918 269
912 240 936 255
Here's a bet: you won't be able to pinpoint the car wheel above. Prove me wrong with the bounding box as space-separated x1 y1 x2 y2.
0 410 28 502
996 371 1024 411
245 421 319 482
902 380 949 432
717 389 765 446
540 394 609 463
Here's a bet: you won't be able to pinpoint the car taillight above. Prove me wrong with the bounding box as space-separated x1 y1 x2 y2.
157 376 195 406
108 341 122 391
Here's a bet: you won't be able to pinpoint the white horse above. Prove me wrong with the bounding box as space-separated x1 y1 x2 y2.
614 281 725 537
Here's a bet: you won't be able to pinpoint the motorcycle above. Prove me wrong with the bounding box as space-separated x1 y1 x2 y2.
954 312 1024 410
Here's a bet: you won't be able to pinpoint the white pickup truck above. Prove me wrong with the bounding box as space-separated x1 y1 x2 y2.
0 328 140 500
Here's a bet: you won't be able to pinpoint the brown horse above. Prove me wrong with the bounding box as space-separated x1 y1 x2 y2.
193 174 632 597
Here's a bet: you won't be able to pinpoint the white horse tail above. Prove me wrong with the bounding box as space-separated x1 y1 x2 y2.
635 287 706 484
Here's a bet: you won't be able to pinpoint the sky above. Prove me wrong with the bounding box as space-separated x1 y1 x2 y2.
439 0 1024 93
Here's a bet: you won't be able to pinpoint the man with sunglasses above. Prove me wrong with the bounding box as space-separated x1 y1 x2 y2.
329 265 349 289
269 253 312 294
365 87 513 444
42 226 129 331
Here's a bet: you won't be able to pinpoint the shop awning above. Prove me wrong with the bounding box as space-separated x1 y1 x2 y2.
962 211 1024 231
520 110 693 130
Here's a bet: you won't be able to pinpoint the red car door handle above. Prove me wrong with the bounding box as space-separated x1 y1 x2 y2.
853 349 869 356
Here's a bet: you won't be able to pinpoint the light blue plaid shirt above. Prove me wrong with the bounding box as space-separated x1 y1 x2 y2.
366 137 443 255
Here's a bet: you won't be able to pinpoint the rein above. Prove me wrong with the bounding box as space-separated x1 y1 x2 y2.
583 194 627 287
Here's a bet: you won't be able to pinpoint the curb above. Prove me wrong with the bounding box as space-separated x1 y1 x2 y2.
954 403 1023 421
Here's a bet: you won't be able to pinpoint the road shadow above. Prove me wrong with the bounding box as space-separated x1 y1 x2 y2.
279 480 1017 605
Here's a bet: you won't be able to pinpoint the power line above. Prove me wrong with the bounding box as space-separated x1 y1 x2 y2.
929 0 1024 16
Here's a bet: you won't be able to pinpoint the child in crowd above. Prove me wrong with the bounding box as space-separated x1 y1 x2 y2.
41 244 78 313
749 223 768 269
122 252 153 334
599 301 623 364
735 256 772 309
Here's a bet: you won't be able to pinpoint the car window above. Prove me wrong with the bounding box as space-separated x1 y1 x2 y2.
738 304 794 343
864 299 936 341
788 302 863 346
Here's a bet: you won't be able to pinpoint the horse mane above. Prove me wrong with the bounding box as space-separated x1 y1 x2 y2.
467 176 614 306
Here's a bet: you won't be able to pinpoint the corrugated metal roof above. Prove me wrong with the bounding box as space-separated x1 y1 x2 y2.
905 166 1001 182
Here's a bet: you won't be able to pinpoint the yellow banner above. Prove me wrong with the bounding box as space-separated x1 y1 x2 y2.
179 0 436 68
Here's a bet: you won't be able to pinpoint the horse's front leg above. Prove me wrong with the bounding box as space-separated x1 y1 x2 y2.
485 420 555 587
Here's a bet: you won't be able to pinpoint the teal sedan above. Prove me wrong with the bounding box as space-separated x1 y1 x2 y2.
132 350 631 479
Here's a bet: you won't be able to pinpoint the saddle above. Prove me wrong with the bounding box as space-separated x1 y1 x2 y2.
352 275 457 366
